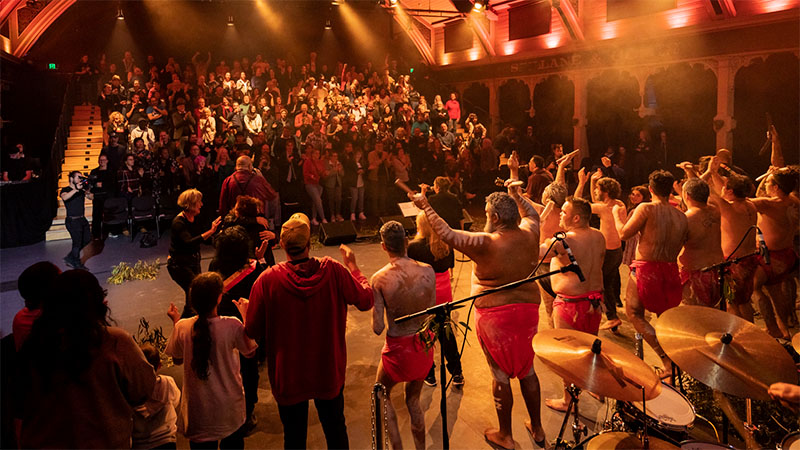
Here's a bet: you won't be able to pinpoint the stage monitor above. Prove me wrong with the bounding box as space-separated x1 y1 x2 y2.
508 1 551 41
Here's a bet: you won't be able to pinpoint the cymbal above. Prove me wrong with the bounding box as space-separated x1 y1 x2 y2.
655 306 796 401
533 329 661 402
581 432 679 449
792 333 800 354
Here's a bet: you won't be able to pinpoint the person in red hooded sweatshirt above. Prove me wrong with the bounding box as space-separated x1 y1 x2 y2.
245 213 373 449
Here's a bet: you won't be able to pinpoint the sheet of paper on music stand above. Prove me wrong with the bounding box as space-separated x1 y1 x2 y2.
398 202 421 217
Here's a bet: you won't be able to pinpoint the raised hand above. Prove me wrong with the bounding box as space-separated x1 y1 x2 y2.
601 156 612 168
577 167 588 184
167 303 180 324
233 297 249 319
591 168 603 181
339 244 358 272
255 239 270 261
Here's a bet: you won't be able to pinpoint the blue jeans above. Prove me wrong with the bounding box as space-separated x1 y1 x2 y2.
349 186 365 216
305 183 325 221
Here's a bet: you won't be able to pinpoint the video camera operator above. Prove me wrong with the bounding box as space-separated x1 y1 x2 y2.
60 171 94 269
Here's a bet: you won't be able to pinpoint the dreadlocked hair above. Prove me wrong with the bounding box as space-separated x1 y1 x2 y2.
189 272 223 381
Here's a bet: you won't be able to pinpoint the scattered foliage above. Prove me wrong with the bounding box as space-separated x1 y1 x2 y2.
107 259 161 285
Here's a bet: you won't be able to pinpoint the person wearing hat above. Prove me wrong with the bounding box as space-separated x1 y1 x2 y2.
171 98 196 152
245 213 373 448
102 131 127 173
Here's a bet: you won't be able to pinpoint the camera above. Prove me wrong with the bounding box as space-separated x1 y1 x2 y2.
78 174 98 190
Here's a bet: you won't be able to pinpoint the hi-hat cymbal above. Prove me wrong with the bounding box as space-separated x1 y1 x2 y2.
655 306 796 401
533 329 661 402
792 333 800 354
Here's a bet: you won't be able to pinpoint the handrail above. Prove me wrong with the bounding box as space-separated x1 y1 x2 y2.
46 74 76 218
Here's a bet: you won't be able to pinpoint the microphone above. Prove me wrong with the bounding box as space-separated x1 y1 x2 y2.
558 235 586 282
756 228 770 265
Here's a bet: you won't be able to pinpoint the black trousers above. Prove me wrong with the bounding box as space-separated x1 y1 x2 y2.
428 321 463 378
91 196 106 238
65 217 91 262
277 388 348 450
167 258 201 318
602 247 624 320
241 353 259 416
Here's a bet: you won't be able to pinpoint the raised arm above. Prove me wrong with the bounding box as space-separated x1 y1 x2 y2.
769 125 785 169
618 204 646 241
410 189 490 259
574 168 589 199
554 149 579 186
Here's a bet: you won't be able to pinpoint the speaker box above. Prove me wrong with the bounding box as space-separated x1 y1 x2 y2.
380 215 417 236
318 220 357 246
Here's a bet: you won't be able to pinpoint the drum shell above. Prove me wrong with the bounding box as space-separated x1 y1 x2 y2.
779 431 800 450
616 382 695 445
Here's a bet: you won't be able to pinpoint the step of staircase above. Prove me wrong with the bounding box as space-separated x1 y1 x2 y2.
68 136 103 144
72 119 102 127
69 130 103 138
74 105 99 112
65 149 103 158
67 142 103 151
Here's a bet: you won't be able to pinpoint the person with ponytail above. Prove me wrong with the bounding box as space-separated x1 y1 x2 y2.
407 211 465 387
17 269 156 449
165 272 257 448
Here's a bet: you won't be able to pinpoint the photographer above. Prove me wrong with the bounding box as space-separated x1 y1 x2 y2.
60 171 94 269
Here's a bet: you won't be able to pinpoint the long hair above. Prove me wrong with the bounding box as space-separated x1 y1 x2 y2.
415 212 450 260
22 270 110 384
212 226 251 278
189 272 223 381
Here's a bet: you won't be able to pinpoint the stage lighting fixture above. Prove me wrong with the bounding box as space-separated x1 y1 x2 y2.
325 18 332 29
389 0 398 7
227 15 234 26
472 0 485 12
116 7 124 20
331 0 340 5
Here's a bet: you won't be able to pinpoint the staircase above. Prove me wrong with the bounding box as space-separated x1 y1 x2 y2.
47 105 103 241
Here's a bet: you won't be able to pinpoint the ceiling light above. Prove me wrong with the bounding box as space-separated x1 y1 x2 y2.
116 7 124 20
227 15 234 26
324 18 332 29
331 0 340 5
389 0 398 7
472 0 484 11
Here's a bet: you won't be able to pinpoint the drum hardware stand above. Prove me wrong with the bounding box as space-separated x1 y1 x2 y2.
638 385 651 449
700 226 761 313
553 384 587 449
743 399 760 442
371 383 389 450
396 264 573 450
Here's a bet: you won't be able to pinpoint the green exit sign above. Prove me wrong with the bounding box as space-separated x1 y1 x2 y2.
48 63 57 70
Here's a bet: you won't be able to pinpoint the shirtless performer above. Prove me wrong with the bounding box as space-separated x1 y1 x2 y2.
750 126 800 339
410 152 546 448
541 196 606 411
575 168 626 330
675 176 724 307
751 167 799 339
527 150 576 327
371 221 437 450
614 170 688 372
700 159 758 320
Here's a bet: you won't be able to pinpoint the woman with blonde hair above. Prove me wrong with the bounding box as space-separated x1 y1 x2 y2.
168 189 222 317
407 211 464 387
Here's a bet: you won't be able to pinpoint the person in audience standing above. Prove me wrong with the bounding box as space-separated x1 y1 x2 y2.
165 272 257 449
89 153 115 240
168 189 222 317
245 214 373 448
445 92 461 133
17 270 156 449
343 147 366 221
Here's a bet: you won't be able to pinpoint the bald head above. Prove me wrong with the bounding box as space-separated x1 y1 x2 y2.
236 156 253 171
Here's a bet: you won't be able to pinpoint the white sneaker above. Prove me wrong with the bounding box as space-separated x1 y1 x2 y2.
311 219 320 226
358 213 367 220
350 213 356 221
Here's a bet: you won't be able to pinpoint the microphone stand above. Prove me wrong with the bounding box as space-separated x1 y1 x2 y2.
395 264 579 450
700 250 760 313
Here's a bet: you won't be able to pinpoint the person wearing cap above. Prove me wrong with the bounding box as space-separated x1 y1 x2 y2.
102 130 127 173
171 98 196 151
245 213 373 449
130 118 155 151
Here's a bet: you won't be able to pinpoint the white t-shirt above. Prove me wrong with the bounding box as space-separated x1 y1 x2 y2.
165 316 258 442
132 374 180 449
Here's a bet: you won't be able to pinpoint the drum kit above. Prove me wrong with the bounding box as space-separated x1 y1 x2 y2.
533 306 799 449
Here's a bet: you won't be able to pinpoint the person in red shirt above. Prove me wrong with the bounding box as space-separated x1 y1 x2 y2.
12 262 61 351
245 213 373 449
444 92 461 133
218 156 277 217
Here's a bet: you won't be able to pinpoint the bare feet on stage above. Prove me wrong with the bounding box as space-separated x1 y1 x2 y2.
599 318 622 331
525 420 546 448
544 398 568 413
484 428 515 450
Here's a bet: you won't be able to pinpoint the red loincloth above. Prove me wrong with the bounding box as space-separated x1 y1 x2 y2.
728 254 758 305
630 260 682 315
553 291 603 334
435 272 453 305
679 268 719 307
475 302 540 379
758 248 799 285
381 333 434 384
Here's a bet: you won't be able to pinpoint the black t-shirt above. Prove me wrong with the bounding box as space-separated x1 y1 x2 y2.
2 157 29 181
169 214 205 264
407 238 454 273
90 167 116 197
60 186 86 217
